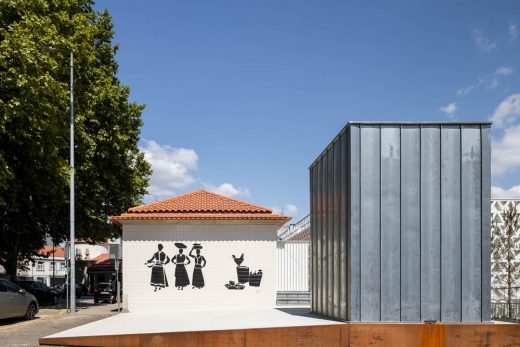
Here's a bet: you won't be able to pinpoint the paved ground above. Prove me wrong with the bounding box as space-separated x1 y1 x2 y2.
0 296 121 347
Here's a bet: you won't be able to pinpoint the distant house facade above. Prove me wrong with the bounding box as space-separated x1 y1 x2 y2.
17 246 67 287
110 190 290 313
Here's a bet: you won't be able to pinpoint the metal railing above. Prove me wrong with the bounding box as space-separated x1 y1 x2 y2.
278 214 310 241
491 302 520 321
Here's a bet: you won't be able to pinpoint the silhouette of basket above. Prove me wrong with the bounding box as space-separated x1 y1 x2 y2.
249 270 262 287
236 266 250 283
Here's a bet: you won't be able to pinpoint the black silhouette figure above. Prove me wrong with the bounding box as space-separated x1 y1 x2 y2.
172 243 191 290
189 243 206 289
145 244 170 292
232 254 244 266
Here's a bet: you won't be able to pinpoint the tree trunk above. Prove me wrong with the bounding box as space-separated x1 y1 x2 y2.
2 254 18 282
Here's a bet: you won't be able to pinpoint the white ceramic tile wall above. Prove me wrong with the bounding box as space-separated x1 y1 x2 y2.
122 223 278 312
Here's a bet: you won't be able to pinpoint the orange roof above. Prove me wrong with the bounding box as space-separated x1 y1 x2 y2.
38 246 65 258
111 189 291 226
92 253 109 264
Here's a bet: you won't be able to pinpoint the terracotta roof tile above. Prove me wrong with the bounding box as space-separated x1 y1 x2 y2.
38 246 65 258
110 190 291 226
128 189 272 213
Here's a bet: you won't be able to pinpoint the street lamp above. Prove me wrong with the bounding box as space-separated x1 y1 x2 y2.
69 51 76 315
46 46 75 315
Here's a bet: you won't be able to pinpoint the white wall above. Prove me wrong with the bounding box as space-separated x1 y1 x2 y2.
122 222 278 312
277 241 309 291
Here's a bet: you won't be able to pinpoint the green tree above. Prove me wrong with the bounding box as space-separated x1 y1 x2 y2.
0 0 151 278
491 202 520 320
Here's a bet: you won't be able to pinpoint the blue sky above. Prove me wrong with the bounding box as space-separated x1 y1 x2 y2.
95 0 520 222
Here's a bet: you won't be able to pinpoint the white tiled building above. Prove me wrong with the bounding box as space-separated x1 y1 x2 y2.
110 190 290 313
490 199 520 302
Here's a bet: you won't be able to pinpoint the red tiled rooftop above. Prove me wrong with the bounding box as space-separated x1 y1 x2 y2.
38 246 65 258
111 190 290 226
128 189 272 213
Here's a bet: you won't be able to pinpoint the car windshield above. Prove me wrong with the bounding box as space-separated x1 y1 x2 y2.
98 283 111 290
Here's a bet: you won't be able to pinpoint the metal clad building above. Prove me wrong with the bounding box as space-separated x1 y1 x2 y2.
309 122 491 322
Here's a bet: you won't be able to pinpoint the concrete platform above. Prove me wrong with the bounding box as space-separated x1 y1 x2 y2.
39 307 520 347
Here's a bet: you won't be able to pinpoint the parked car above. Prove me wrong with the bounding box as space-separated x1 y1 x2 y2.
59 283 82 298
93 282 120 304
16 281 58 306
0 279 39 320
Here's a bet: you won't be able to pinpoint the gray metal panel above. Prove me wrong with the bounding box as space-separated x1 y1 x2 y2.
400 125 421 322
380 126 401 321
440 126 461 322
339 131 348 320
310 165 317 312
420 126 441 321
481 125 491 322
320 154 327 315
315 159 322 314
333 139 341 319
461 126 482 321
327 148 334 316
348 125 361 321
360 125 381 321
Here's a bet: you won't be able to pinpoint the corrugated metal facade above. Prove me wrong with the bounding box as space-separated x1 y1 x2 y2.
277 241 310 291
310 122 491 322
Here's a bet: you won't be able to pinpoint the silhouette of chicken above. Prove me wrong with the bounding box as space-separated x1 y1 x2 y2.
232 254 244 266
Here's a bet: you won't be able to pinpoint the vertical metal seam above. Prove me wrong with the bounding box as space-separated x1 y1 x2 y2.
439 126 443 321
419 126 422 321
480 125 483 322
359 126 362 321
399 125 402 322
379 125 382 321
459 124 463 322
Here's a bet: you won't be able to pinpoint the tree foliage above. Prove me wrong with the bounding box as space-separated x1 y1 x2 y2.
0 0 151 277
491 201 520 319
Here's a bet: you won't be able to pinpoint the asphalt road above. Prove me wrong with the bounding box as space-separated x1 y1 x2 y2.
0 296 119 347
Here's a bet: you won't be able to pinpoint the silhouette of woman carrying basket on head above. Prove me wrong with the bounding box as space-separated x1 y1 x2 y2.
145 244 170 292
189 243 206 289
172 242 191 290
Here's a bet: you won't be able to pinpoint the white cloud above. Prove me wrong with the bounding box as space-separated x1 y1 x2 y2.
272 204 299 217
204 183 250 197
492 185 520 199
439 102 457 115
492 124 520 176
490 93 520 128
140 140 198 196
496 66 514 76
472 29 496 52
510 24 518 41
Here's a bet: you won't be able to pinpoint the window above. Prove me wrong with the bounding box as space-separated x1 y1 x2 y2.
2 280 21 293
36 261 44 271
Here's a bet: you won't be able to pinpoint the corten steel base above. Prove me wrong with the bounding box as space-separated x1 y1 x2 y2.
39 323 520 347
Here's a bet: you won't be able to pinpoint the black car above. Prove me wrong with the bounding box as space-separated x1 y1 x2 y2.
93 282 119 304
16 281 58 306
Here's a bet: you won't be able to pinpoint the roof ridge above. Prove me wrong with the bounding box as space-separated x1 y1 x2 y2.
195 189 273 213
128 189 273 214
